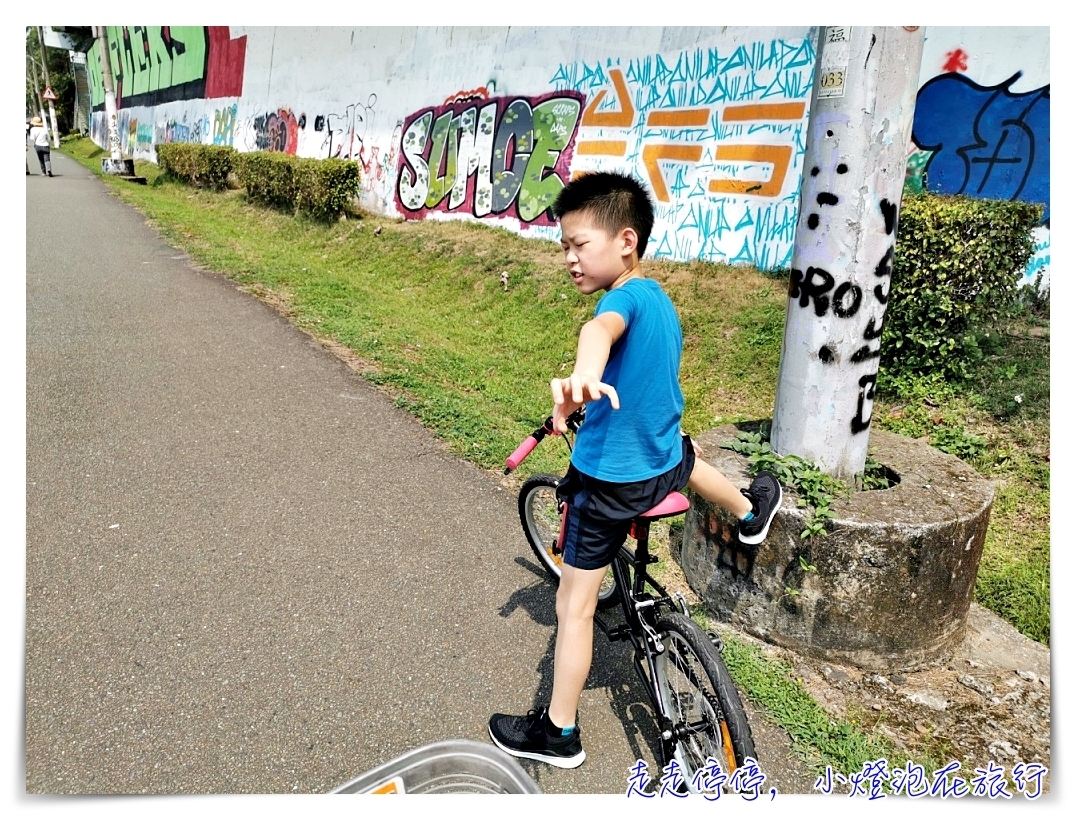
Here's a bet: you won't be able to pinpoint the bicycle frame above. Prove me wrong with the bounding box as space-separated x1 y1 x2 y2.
599 518 692 752
506 412 754 781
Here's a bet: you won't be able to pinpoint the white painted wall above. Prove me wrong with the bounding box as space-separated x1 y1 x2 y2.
87 25 1049 285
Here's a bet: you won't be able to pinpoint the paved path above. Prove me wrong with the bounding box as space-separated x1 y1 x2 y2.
24 151 816 795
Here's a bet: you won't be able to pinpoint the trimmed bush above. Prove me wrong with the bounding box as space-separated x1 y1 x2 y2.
295 158 361 222
234 151 298 211
234 151 360 222
155 143 235 190
884 194 1044 382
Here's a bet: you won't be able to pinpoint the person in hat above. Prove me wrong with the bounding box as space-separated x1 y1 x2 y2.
28 116 52 177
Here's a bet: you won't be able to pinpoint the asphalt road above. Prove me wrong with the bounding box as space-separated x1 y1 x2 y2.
24 150 817 796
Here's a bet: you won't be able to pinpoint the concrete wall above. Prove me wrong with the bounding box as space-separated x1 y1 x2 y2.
85 26 1050 286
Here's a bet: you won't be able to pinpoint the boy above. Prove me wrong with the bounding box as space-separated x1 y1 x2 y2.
488 171 781 768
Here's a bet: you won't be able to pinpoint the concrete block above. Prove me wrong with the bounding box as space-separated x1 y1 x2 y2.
677 423 994 672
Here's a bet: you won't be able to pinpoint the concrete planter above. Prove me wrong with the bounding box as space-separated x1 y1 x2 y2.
677 423 995 672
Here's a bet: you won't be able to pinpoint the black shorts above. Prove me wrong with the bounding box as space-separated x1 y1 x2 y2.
555 434 696 571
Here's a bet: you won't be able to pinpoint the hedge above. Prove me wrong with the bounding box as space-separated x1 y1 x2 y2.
885 193 1044 381
233 151 359 222
155 143 235 190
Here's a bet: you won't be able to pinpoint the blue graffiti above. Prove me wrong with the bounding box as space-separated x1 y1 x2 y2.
912 72 1049 223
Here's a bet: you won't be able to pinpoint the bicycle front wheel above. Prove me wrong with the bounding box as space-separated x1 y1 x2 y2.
518 474 618 610
653 613 756 788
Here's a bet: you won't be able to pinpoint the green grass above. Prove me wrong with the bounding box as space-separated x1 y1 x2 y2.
705 617 896 774
58 136 1049 777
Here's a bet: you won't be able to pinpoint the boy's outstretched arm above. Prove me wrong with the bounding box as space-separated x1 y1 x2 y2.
550 312 626 433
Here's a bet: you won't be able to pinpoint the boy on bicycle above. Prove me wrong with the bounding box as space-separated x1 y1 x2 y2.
489 171 781 768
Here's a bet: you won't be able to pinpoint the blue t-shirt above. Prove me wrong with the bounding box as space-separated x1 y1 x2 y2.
571 278 685 482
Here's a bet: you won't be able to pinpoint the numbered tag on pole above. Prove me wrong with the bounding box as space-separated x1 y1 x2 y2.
818 27 851 99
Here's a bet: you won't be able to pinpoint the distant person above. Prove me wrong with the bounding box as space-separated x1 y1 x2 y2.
28 116 52 177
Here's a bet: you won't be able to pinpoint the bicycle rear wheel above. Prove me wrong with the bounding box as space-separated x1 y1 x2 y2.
653 613 756 789
518 474 618 610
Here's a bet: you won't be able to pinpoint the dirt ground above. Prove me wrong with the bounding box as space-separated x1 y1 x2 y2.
744 601 1051 795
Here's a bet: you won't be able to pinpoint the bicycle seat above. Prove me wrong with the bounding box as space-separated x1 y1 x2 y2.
638 491 690 521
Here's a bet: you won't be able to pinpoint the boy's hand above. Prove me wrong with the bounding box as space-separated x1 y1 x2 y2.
550 374 620 433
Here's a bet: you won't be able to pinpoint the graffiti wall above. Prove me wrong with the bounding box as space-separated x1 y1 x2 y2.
912 27 1050 288
86 26 1049 285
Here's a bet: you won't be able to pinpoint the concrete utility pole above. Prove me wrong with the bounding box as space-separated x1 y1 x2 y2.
26 53 47 127
36 27 60 147
94 26 123 162
770 26 925 479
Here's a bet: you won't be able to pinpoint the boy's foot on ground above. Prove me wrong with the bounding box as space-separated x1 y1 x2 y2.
488 708 585 768
739 471 782 545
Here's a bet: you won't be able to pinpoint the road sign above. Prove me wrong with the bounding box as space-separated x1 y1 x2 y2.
42 86 58 101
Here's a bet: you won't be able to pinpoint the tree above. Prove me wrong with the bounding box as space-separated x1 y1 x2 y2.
26 26 76 135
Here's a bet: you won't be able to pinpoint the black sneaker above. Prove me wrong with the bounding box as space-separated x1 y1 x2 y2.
488 707 585 768
738 471 782 545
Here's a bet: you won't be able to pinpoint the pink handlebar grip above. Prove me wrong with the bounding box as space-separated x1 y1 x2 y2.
505 436 539 471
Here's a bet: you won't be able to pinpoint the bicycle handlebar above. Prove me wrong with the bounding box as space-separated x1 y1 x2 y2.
505 434 542 472
503 407 585 474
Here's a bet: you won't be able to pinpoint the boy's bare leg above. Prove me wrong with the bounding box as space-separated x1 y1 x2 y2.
547 563 607 729
689 459 752 519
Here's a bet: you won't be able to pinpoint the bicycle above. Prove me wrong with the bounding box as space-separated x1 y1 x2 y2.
504 408 757 789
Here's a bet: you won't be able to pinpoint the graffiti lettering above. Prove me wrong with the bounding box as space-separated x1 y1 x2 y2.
87 26 246 110
789 267 835 317
396 91 583 224
553 38 815 268
851 373 877 435
880 198 898 235
913 72 1049 222
832 281 862 318
874 245 894 303
790 173 896 435
253 108 299 154
212 104 237 146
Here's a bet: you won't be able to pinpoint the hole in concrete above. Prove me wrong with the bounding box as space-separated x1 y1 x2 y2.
858 462 901 491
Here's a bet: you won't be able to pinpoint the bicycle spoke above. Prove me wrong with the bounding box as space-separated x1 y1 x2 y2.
653 614 755 789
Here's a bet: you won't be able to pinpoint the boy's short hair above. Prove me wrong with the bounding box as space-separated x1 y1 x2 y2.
553 171 655 258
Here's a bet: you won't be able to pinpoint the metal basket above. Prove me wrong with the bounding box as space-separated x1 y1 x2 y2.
330 739 542 794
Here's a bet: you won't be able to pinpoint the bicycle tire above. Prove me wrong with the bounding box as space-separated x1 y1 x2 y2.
518 473 619 610
652 613 756 789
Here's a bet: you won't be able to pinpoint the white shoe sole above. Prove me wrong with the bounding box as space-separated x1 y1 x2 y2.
489 728 586 769
738 484 782 545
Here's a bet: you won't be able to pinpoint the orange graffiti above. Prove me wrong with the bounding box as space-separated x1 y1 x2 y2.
581 69 635 128
708 144 792 198
576 140 628 156
642 144 704 202
721 102 806 122
646 109 711 128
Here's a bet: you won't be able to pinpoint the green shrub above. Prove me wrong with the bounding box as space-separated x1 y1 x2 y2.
234 151 298 210
884 194 1043 381
155 143 235 190
295 158 360 221
234 151 359 222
